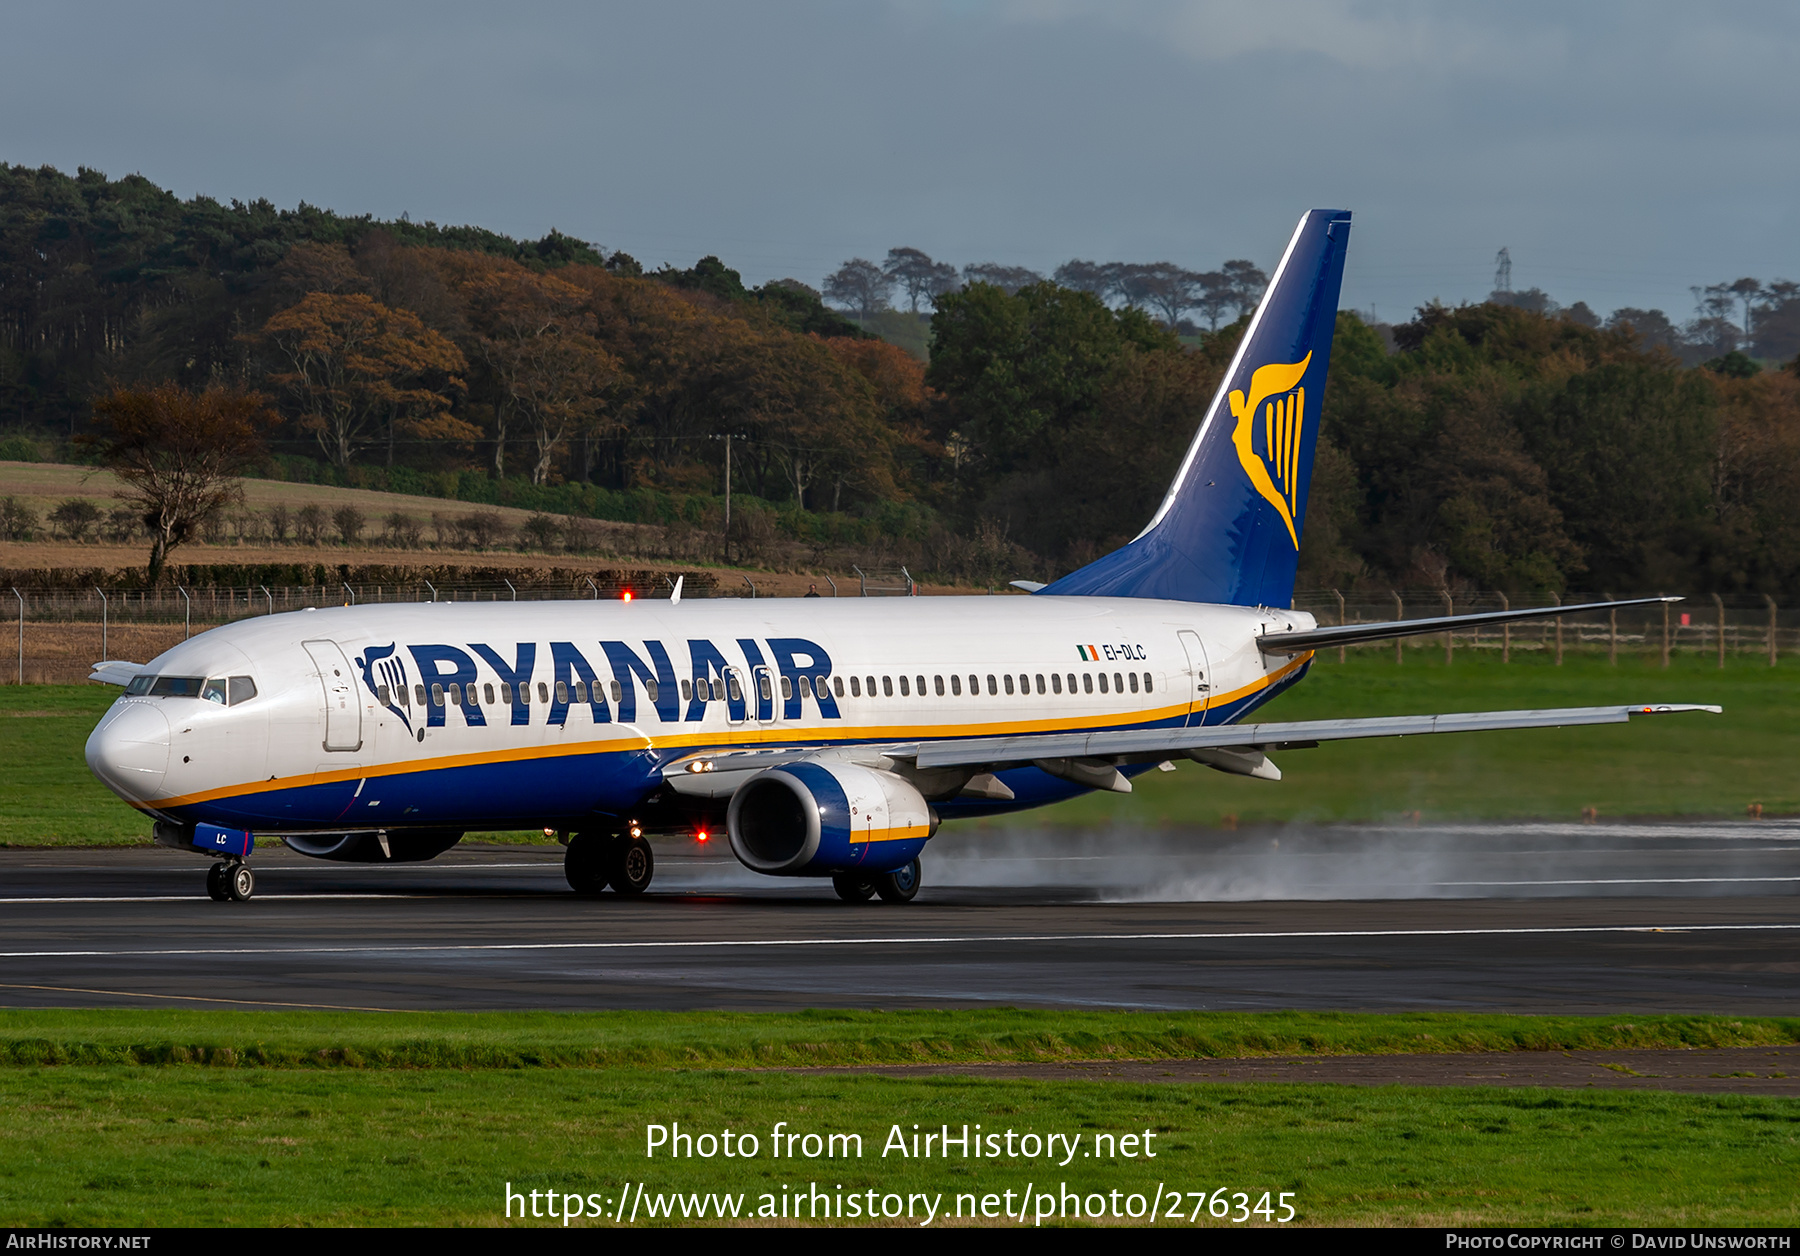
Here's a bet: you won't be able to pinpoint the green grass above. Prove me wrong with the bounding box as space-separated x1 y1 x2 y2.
1042 648 1797 827
7 646 1793 845
3 1008 1794 1069
2 1010 1798 1227
5 1068 1798 1226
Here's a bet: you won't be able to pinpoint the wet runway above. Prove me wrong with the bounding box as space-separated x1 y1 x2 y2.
1 820 1796 1013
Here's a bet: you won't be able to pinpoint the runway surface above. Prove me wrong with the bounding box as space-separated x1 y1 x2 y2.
1 819 1797 1013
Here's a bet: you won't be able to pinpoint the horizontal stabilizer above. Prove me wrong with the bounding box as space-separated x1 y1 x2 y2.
913 703 1720 771
1258 596 1679 654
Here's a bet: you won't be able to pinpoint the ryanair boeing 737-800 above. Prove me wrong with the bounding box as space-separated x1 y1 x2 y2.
82 210 1715 903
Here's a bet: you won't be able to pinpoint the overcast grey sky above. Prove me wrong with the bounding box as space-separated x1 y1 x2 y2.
4 1 1795 323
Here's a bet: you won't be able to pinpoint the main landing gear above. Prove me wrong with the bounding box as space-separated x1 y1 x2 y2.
564 831 656 897
205 860 254 903
833 858 921 905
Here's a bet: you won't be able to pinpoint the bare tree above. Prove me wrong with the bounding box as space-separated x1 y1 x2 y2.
1219 259 1269 318
822 259 892 320
1053 259 1115 300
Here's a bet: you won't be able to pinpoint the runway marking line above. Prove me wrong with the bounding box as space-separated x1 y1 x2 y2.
0 922 1795 961
0 982 400 1013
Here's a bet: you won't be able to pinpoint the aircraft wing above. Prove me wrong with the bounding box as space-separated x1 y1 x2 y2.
911 703 1721 771
88 660 147 686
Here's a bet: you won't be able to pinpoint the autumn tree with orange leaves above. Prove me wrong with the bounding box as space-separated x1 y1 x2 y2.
261 292 470 468
86 384 279 585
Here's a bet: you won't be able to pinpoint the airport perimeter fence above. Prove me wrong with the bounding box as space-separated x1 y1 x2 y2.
0 571 930 683
0 583 1788 684
1290 589 1788 668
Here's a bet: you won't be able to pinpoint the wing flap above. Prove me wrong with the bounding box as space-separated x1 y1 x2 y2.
912 704 1721 770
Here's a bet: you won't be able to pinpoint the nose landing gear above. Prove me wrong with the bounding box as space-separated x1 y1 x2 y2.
206 860 254 902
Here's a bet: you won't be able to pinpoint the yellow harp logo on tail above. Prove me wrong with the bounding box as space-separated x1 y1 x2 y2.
1229 351 1312 550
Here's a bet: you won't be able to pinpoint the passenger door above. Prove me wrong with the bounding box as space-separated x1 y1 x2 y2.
1176 630 1212 724
303 639 363 752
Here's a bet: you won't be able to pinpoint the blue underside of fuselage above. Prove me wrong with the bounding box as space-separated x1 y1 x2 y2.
159 661 1310 836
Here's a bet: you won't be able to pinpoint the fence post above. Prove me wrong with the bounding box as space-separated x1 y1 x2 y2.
94 587 108 660
11 588 21 685
1442 590 1453 665
1498 592 1510 663
1661 598 1670 669
1392 591 1403 665
1714 592 1726 669
1554 591 1563 666
1332 588 1346 663
1606 594 1616 666
177 586 191 639
1767 594 1778 667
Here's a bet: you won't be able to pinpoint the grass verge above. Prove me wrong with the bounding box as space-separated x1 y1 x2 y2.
3 1008 1796 1069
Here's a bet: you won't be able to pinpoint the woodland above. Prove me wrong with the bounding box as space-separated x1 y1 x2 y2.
2 162 1799 597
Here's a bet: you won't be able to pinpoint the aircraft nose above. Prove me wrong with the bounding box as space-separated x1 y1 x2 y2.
86 702 172 800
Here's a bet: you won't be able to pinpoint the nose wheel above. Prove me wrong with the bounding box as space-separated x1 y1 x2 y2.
206 861 255 902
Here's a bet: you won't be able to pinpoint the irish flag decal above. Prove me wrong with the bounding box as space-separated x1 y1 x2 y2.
1076 644 1100 661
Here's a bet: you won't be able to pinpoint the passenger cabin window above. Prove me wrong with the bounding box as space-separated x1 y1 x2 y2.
797 677 810 699
1114 672 1124 693
646 679 659 703
850 676 861 697
728 675 743 703
1052 674 1063 694
681 679 693 702
1129 673 1139 693
1035 674 1045 694
934 675 945 696
899 676 910 697
611 681 623 703
882 676 893 697
555 681 569 703
1003 675 1014 695
865 675 876 695
951 675 962 696
967 674 979 695
537 682 550 703
987 675 998 695
573 681 587 703
448 683 462 705
1083 674 1093 694
431 683 445 706
416 684 428 706
1098 673 1109 694
485 683 496 705
1143 673 1153 693
834 676 845 698
916 675 926 695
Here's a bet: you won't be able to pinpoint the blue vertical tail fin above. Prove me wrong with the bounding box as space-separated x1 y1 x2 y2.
1038 209 1351 606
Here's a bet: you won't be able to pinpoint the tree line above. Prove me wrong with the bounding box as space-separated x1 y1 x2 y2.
5 163 1800 597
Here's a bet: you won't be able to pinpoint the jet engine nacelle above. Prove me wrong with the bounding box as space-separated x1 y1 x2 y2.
281 829 464 863
727 762 934 877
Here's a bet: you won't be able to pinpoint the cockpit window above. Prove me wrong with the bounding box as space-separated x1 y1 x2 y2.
128 673 258 704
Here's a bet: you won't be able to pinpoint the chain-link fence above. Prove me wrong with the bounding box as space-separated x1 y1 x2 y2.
2 583 1789 683
2 577 758 683
1291 589 1786 667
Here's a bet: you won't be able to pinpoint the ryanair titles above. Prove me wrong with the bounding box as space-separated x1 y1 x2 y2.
356 637 836 732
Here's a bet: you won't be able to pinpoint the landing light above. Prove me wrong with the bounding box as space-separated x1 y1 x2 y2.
623 590 633 602
629 823 643 839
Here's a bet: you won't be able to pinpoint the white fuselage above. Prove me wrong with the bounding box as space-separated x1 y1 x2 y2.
85 594 1314 838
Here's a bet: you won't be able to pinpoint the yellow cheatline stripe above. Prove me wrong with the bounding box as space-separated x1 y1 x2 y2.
860 824 931 844
147 653 1312 810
